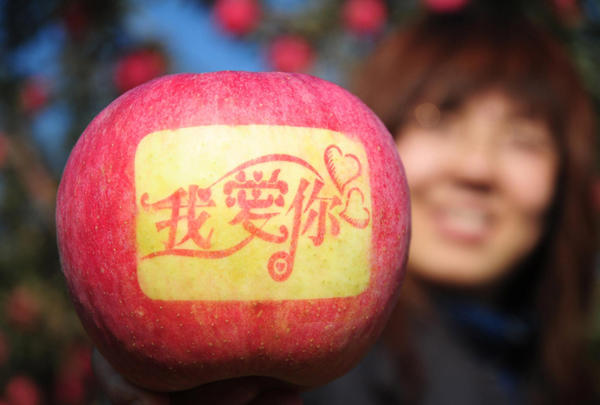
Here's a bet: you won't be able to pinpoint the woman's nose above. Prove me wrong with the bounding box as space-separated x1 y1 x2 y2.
450 126 497 189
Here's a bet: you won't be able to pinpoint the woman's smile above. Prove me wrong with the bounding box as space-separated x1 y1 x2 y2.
434 202 492 244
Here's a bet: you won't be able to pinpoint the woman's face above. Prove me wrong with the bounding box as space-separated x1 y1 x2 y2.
396 90 559 287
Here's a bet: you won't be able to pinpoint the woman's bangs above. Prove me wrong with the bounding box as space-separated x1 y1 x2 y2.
414 28 561 127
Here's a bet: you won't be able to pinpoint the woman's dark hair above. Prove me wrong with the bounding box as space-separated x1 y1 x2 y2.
352 13 598 403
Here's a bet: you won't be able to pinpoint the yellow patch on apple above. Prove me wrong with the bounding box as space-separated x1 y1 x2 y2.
135 125 372 301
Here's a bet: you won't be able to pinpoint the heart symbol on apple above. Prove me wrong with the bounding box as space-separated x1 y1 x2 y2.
197 188 212 202
339 187 370 229
324 145 362 195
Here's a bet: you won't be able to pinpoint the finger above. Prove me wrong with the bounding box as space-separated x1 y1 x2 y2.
92 348 170 405
249 390 303 405
170 378 260 405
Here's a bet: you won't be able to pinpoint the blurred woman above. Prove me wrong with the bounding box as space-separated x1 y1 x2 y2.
305 11 598 405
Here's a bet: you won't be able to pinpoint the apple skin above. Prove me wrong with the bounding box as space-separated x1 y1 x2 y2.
56 72 410 392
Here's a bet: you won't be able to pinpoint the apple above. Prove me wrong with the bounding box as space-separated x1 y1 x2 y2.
422 0 470 13
53 375 85 405
552 0 577 10
4 376 41 405
342 0 387 36
62 2 89 40
53 345 95 405
114 48 167 94
214 0 261 36
65 345 94 380
0 331 8 366
550 0 581 26
56 72 410 392
19 78 48 115
268 36 314 73
5 287 40 331
0 132 8 167
593 176 600 213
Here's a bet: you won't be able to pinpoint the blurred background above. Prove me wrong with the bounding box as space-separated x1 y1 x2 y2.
0 0 599 404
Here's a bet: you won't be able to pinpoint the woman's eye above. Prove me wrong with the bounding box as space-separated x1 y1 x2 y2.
436 112 460 131
505 121 554 152
413 103 462 134
414 103 441 128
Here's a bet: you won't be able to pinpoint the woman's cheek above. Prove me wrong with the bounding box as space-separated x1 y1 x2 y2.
396 132 448 187
499 151 558 215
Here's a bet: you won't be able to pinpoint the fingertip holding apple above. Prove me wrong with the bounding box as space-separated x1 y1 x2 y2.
56 72 410 392
92 348 171 405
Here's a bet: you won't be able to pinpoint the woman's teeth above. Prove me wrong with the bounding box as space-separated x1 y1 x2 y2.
442 208 487 234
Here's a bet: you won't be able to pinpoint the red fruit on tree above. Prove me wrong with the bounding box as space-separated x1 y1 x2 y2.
62 345 94 383
552 0 577 10
422 0 470 13
550 0 581 26
4 376 41 405
0 132 8 168
53 375 85 405
0 332 9 366
19 78 48 115
114 49 167 94
57 72 410 391
53 345 94 405
268 36 314 73
62 2 89 39
5 287 40 331
592 176 600 213
343 0 387 36
214 0 261 36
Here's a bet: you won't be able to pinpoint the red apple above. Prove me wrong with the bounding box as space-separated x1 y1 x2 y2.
19 78 48 115
551 0 581 26
62 2 89 40
422 0 470 13
0 331 8 366
56 72 410 392
4 376 41 405
60 345 94 383
0 132 8 167
214 0 261 36
343 0 387 36
5 287 40 331
53 375 85 405
114 48 167 94
593 176 600 213
268 36 314 73
552 0 577 10
53 345 94 405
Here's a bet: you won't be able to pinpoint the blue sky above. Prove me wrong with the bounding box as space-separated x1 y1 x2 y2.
12 0 328 173
13 0 316 76
9 0 385 174
126 0 268 73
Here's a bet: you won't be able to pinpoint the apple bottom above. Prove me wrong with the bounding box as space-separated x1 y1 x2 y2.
106 345 374 393
78 297 389 392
